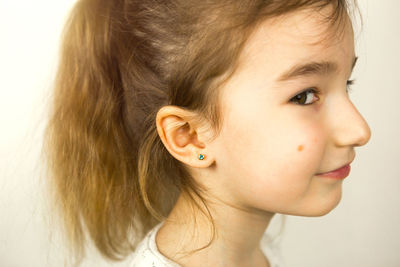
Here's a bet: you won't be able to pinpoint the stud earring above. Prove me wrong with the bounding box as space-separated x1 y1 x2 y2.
198 154 205 160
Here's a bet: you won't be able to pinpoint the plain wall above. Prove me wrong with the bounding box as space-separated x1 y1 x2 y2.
0 0 399 266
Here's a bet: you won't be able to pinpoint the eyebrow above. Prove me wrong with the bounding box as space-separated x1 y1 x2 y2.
276 56 358 82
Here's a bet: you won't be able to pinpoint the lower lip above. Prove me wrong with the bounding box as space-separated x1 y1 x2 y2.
316 164 351 179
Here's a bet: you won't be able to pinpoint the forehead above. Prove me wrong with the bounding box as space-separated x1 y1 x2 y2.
237 6 355 76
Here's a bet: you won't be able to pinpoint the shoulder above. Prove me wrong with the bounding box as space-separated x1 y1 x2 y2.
129 241 164 267
129 221 181 267
260 232 287 267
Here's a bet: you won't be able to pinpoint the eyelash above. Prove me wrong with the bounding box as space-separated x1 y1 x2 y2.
290 79 355 106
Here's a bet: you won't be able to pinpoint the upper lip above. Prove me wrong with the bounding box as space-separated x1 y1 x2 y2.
317 157 355 174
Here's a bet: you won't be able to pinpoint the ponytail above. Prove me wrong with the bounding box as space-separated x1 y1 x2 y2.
44 0 172 262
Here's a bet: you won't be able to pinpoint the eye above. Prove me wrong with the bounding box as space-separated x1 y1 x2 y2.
290 88 320 106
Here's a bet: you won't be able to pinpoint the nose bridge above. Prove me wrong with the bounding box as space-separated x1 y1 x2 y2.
329 96 372 148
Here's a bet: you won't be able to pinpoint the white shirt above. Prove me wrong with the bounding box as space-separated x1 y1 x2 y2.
129 221 286 267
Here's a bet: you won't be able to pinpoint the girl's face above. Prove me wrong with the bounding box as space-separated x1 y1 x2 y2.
206 7 371 216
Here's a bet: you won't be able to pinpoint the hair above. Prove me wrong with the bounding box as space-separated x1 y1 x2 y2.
43 0 359 264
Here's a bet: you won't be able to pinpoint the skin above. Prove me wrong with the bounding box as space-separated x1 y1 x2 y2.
155 5 371 267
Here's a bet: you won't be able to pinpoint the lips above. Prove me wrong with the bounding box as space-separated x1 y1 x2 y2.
316 164 351 179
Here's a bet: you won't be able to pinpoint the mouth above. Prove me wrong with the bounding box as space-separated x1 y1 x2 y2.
316 161 353 180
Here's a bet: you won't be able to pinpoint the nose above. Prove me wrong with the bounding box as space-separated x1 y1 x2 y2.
330 97 372 148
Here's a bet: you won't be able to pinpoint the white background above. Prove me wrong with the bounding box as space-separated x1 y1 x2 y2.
0 0 399 266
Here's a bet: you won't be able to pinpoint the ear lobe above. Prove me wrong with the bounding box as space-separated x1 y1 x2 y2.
156 106 214 168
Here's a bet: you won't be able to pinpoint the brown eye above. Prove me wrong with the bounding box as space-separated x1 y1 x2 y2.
290 88 320 105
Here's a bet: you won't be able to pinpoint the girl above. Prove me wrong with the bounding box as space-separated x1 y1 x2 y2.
44 0 371 266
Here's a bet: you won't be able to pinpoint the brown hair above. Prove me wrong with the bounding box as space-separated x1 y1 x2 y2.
43 0 359 264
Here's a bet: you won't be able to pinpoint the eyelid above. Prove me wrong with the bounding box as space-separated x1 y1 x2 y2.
290 79 355 106
290 87 320 106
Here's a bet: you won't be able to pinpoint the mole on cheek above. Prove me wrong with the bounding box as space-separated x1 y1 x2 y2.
297 145 304 151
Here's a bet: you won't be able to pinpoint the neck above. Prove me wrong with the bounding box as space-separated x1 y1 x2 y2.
156 191 275 267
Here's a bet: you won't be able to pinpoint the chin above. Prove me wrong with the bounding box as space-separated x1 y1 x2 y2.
284 193 343 217
307 206 337 217
307 194 343 217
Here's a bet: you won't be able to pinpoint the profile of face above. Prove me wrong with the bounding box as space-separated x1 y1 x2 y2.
199 6 372 217
157 5 372 220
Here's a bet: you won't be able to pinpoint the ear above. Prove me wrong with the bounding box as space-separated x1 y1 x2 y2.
156 105 215 168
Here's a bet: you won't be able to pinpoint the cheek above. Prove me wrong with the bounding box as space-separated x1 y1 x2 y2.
277 123 323 176
217 118 325 209
221 113 324 175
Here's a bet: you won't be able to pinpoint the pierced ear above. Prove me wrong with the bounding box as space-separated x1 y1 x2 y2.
156 105 214 168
